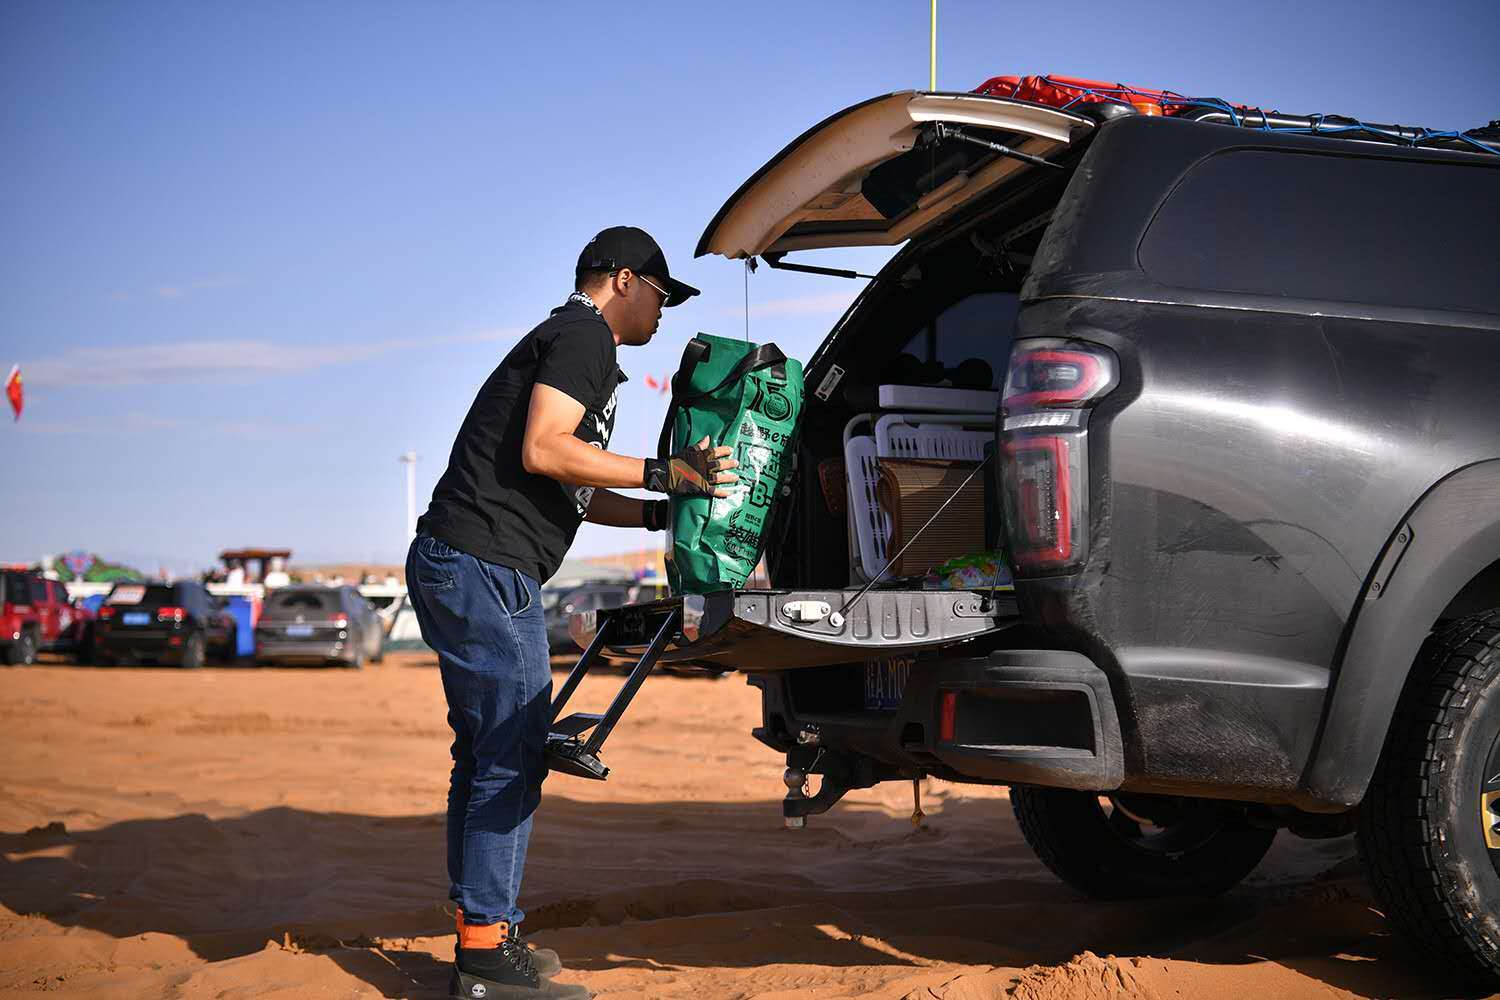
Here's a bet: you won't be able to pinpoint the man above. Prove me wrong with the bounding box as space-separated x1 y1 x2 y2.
407 227 737 1000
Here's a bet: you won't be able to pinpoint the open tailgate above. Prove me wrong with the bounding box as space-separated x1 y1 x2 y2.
570 588 1018 673
696 90 1093 259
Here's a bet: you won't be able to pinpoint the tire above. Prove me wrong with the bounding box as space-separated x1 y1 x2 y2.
218 627 238 665
5 630 38 667
179 633 206 670
1011 786 1276 899
74 625 96 665
1357 609 1500 986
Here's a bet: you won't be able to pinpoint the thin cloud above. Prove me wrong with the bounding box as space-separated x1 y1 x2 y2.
24 328 520 388
154 275 247 300
19 412 332 437
20 412 183 435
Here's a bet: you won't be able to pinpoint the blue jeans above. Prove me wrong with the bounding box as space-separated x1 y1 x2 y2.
405 534 551 927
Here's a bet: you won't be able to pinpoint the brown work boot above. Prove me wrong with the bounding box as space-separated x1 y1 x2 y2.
455 911 563 979
450 938 589 999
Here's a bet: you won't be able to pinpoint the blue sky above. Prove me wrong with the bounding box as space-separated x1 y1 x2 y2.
3 0 1496 576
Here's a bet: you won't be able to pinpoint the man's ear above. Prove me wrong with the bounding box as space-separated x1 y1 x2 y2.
613 267 635 296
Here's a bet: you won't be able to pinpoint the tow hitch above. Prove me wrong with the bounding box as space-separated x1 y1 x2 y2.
780 731 896 829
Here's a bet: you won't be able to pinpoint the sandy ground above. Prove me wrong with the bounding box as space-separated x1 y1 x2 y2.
0 652 1489 999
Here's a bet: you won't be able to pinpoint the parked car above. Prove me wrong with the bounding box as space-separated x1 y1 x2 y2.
95 580 236 668
254 585 383 668
544 580 633 655
567 84 1500 981
0 569 94 665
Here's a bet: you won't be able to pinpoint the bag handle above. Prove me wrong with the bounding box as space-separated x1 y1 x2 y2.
656 339 788 460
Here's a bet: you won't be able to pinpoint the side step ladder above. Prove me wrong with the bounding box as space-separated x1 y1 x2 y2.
545 607 681 781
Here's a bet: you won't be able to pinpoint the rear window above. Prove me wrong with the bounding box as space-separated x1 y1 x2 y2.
1139 149 1500 314
267 589 336 611
107 584 174 606
1 571 31 604
893 291 1018 390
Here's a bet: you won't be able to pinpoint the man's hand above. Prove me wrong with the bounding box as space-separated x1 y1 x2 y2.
644 436 739 498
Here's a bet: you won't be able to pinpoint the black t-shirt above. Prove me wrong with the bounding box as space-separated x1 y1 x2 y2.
417 299 625 583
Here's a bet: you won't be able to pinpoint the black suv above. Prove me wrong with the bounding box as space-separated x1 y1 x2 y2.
562 87 1500 980
95 580 237 668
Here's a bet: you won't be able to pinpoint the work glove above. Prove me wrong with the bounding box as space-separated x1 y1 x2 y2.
644 436 738 497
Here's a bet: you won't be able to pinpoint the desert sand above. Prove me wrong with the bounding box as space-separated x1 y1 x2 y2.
0 653 1488 999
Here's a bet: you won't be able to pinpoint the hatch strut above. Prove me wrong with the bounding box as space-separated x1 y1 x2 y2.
545 607 680 780
923 122 1065 170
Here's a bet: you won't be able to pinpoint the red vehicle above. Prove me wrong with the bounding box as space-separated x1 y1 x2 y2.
0 568 94 666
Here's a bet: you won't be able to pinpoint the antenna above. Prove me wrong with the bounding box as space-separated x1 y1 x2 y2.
399 452 419 540
929 0 937 91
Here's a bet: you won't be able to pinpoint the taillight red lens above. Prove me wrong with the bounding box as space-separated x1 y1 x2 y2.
1000 339 1116 574
330 615 349 628
940 692 957 742
98 606 116 619
1003 436 1075 567
157 606 186 622
1003 349 1111 410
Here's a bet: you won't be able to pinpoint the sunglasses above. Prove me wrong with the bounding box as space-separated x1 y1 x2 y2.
635 273 671 306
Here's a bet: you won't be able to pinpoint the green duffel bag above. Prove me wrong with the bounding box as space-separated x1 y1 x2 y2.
658 333 804 595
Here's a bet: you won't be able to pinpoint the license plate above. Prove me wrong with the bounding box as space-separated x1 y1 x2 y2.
286 625 314 637
864 655 914 710
121 611 150 626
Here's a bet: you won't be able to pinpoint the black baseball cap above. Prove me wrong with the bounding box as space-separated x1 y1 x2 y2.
576 226 700 308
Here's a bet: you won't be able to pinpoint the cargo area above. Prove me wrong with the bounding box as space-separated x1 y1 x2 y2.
574 105 1082 676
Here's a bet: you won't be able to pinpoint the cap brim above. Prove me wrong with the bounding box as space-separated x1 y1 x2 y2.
661 275 700 308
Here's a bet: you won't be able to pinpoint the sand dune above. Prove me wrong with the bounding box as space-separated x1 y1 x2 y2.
0 654 1487 998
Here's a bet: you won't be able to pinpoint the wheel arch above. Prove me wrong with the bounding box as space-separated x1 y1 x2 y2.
1303 459 1500 808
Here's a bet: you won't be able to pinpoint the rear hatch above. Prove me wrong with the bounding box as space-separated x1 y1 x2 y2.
259 588 346 642
101 584 181 636
697 90 1091 258
571 91 1096 672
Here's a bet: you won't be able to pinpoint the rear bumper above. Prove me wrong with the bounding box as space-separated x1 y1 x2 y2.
753 649 1125 791
255 639 353 663
96 629 188 658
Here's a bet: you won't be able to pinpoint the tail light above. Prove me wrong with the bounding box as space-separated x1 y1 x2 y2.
330 615 349 628
98 606 116 620
157 606 187 622
1000 339 1118 574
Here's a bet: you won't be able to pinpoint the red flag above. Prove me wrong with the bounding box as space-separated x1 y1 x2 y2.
4 366 20 421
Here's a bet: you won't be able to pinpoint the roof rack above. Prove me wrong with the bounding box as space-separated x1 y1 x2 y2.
974 74 1500 158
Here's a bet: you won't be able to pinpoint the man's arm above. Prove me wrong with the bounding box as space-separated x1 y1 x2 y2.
582 489 648 527
522 383 738 495
521 384 648 488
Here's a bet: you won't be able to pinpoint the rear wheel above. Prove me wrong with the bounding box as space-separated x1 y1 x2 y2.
5 630 38 667
179 633 206 670
1011 786 1276 899
1357 610 1500 986
218 627 238 665
74 625 96 665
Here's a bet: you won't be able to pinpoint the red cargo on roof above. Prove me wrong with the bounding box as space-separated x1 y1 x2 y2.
973 73 1239 117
